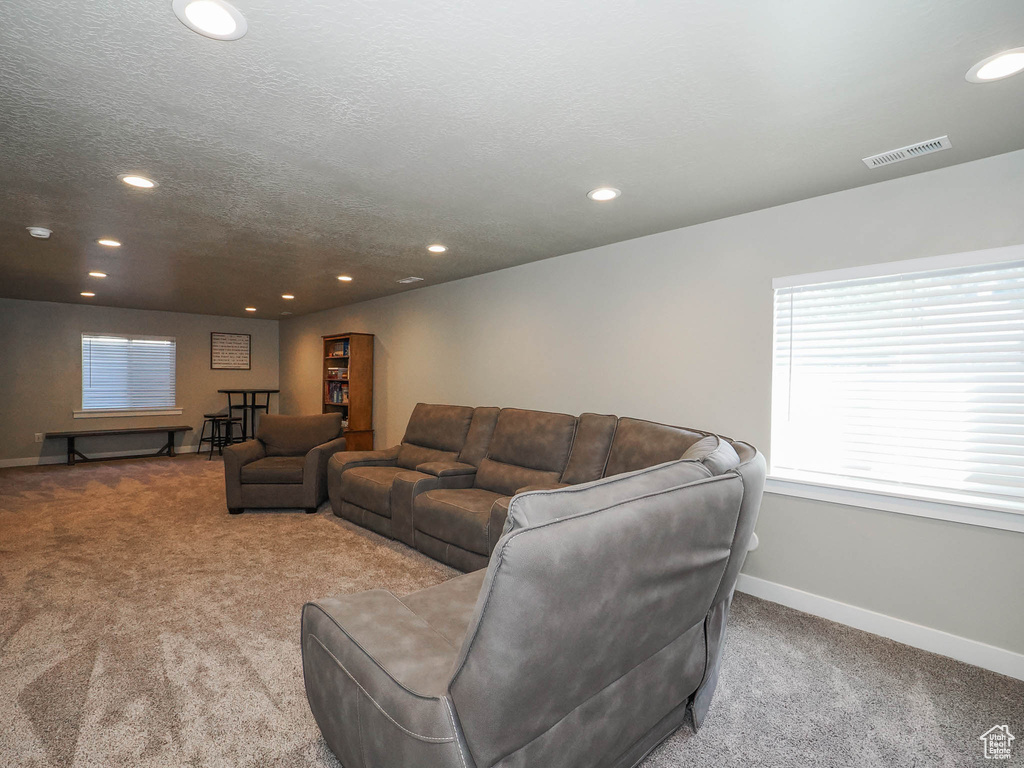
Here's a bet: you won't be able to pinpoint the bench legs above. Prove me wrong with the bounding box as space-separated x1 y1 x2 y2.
62 431 185 466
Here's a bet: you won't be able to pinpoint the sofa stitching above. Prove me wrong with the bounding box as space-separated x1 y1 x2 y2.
443 697 469 768
308 633 455 743
356 687 368 768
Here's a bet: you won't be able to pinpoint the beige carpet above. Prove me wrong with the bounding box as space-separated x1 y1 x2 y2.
1 456 1021 767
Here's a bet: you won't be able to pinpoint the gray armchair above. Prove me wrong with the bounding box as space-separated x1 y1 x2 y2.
223 413 346 514
302 444 766 766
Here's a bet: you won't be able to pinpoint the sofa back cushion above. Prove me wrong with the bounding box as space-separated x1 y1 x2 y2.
449 461 748 767
258 413 343 457
474 409 577 496
603 417 706 477
457 406 500 467
561 412 617 484
396 403 475 469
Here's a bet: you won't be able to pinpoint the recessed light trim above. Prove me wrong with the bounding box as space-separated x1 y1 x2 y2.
337 275 353 282
88 271 107 278
27 227 52 239
587 187 621 202
397 276 424 284
281 294 295 300
80 292 95 297
97 238 122 247
172 0 248 41
118 174 158 189
245 306 257 312
427 244 447 253
966 48 1024 82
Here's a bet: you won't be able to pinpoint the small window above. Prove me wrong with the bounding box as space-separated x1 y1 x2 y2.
81 334 177 412
771 251 1024 516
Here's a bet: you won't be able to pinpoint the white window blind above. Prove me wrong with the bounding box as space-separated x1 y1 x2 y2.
771 255 1024 515
81 334 177 411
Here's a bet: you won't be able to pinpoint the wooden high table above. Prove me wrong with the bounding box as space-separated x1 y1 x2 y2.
218 389 280 440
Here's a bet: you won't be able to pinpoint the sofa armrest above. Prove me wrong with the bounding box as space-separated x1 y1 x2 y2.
327 445 401 515
223 439 266 511
515 482 570 494
330 445 401 473
304 435 349 509
416 460 477 478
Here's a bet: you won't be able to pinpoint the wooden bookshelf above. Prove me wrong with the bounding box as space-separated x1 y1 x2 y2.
322 332 374 451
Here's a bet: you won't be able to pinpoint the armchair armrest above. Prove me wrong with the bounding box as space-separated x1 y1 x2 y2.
223 439 266 511
415 460 477 478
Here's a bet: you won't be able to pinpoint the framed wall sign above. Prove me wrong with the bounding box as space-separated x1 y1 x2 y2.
211 332 251 370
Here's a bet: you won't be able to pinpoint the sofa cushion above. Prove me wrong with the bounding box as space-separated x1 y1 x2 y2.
561 412 618 484
258 413 343 457
240 455 305 484
457 406 500 466
415 488 505 555
341 465 412 517
399 569 487 648
603 417 705 477
396 404 475 469
680 435 742 475
474 409 577 496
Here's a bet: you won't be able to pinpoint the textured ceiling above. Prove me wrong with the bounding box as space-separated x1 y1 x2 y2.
1 0 1023 318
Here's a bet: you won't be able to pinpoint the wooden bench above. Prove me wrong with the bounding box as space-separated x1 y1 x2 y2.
46 426 194 466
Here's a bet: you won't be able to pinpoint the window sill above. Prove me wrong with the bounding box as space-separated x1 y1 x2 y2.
765 474 1024 534
74 408 183 419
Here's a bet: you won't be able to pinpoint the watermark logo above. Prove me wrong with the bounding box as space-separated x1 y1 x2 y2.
979 725 1015 760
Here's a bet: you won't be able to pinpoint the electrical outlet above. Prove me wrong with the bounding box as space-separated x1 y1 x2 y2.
35 432 44 443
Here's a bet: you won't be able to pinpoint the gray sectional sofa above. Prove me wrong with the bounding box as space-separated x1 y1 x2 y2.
327 403 744 570
303 403 766 767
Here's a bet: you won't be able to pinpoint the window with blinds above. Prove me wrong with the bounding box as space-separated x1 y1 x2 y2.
81 334 177 411
771 253 1024 515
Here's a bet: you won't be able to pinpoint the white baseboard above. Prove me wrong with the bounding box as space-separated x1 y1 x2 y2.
0 444 202 469
736 574 1024 681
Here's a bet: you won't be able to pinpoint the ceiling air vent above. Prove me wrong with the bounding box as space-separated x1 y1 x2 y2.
862 136 952 169
396 276 424 284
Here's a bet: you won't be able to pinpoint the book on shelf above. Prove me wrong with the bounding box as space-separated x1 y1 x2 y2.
326 380 350 404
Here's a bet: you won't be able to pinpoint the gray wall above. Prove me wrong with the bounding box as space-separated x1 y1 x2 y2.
279 148 1024 655
0 299 279 462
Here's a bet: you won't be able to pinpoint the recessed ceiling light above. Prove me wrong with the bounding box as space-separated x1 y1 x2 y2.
337 275 353 282
280 311 292 316
118 174 158 189
587 187 621 201
88 271 107 278
97 238 121 247
282 294 295 299
26 227 52 239
172 0 248 41
80 292 95 297
427 244 447 253
397 276 424 284
966 48 1024 82
245 306 257 312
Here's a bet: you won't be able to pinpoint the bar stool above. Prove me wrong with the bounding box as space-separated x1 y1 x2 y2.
199 413 243 459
